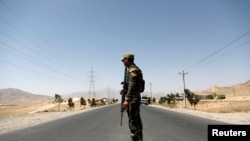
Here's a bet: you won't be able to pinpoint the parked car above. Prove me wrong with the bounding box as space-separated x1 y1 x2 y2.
102 98 112 103
141 96 149 105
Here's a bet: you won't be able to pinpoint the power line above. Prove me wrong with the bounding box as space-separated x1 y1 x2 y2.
0 17 62 64
0 25 85 80
0 4 87 90
0 1 62 58
183 31 250 72
0 30 84 77
0 17 50 54
0 59 79 84
0 41 79 80
174 31 250 99
0 30 42 57
155 32 250 87
0 1 84 74
189 39 250 73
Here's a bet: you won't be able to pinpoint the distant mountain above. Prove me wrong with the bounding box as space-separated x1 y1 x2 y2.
195 80 250 97
0 88 52 105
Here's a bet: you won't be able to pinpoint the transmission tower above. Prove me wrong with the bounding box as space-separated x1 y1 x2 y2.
88 66 96 98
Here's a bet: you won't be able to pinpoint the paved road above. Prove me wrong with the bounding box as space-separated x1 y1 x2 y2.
0 104 227 141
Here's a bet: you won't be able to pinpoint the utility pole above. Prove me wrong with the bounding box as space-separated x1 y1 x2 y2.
88 66 96 98
179 70 188 108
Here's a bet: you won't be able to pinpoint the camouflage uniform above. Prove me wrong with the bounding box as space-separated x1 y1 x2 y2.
125 64 143 141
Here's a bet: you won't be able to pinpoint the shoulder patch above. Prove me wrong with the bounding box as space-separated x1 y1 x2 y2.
129 67 138 72
130 71 137 78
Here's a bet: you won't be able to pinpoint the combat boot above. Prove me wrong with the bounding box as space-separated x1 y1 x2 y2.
131 134 143 141
139 132 143 141
131 134 138 141
138 137 143 141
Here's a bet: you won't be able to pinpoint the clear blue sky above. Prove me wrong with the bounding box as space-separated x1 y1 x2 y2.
0 0 249 97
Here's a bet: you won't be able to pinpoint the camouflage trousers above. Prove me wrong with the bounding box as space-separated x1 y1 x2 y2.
127 99 143 141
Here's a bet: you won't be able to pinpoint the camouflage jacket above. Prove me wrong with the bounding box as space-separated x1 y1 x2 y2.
125 64 141 101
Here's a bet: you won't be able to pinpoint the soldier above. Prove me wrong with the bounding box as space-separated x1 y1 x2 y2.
120 52 143 141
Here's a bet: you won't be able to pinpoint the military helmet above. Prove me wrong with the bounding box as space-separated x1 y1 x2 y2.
121 52 134 61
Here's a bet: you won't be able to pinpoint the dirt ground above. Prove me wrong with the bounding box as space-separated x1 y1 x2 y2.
0 98 110 135
0 98 97 118
157 96 250 112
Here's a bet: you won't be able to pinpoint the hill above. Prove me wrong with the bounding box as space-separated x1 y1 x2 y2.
0 88 51 105
195 80 250 97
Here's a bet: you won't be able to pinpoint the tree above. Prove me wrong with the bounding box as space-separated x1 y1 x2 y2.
159 97 167 104
91 98 97 106
68 97 74 111
54 94 64 112
88 99 92 106
80 97 86 109
166 93 176 104
184 89 200 110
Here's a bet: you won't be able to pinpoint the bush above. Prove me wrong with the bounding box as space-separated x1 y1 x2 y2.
217 95 226 99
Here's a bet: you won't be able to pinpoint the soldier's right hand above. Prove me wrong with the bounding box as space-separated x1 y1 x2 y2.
122 100 129 110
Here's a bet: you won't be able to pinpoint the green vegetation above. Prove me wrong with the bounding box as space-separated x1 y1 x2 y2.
68 97 74 110
157 90 200 110
80 97 86 109
184 89 200 110
158 92 183 104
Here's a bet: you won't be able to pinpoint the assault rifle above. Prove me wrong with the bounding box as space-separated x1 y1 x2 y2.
120 67 127 126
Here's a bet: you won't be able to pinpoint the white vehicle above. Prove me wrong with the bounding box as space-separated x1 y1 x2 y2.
102 98 112 103
140 96 149 105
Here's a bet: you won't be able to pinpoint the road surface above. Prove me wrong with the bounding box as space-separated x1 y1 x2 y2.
0 104 227 141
